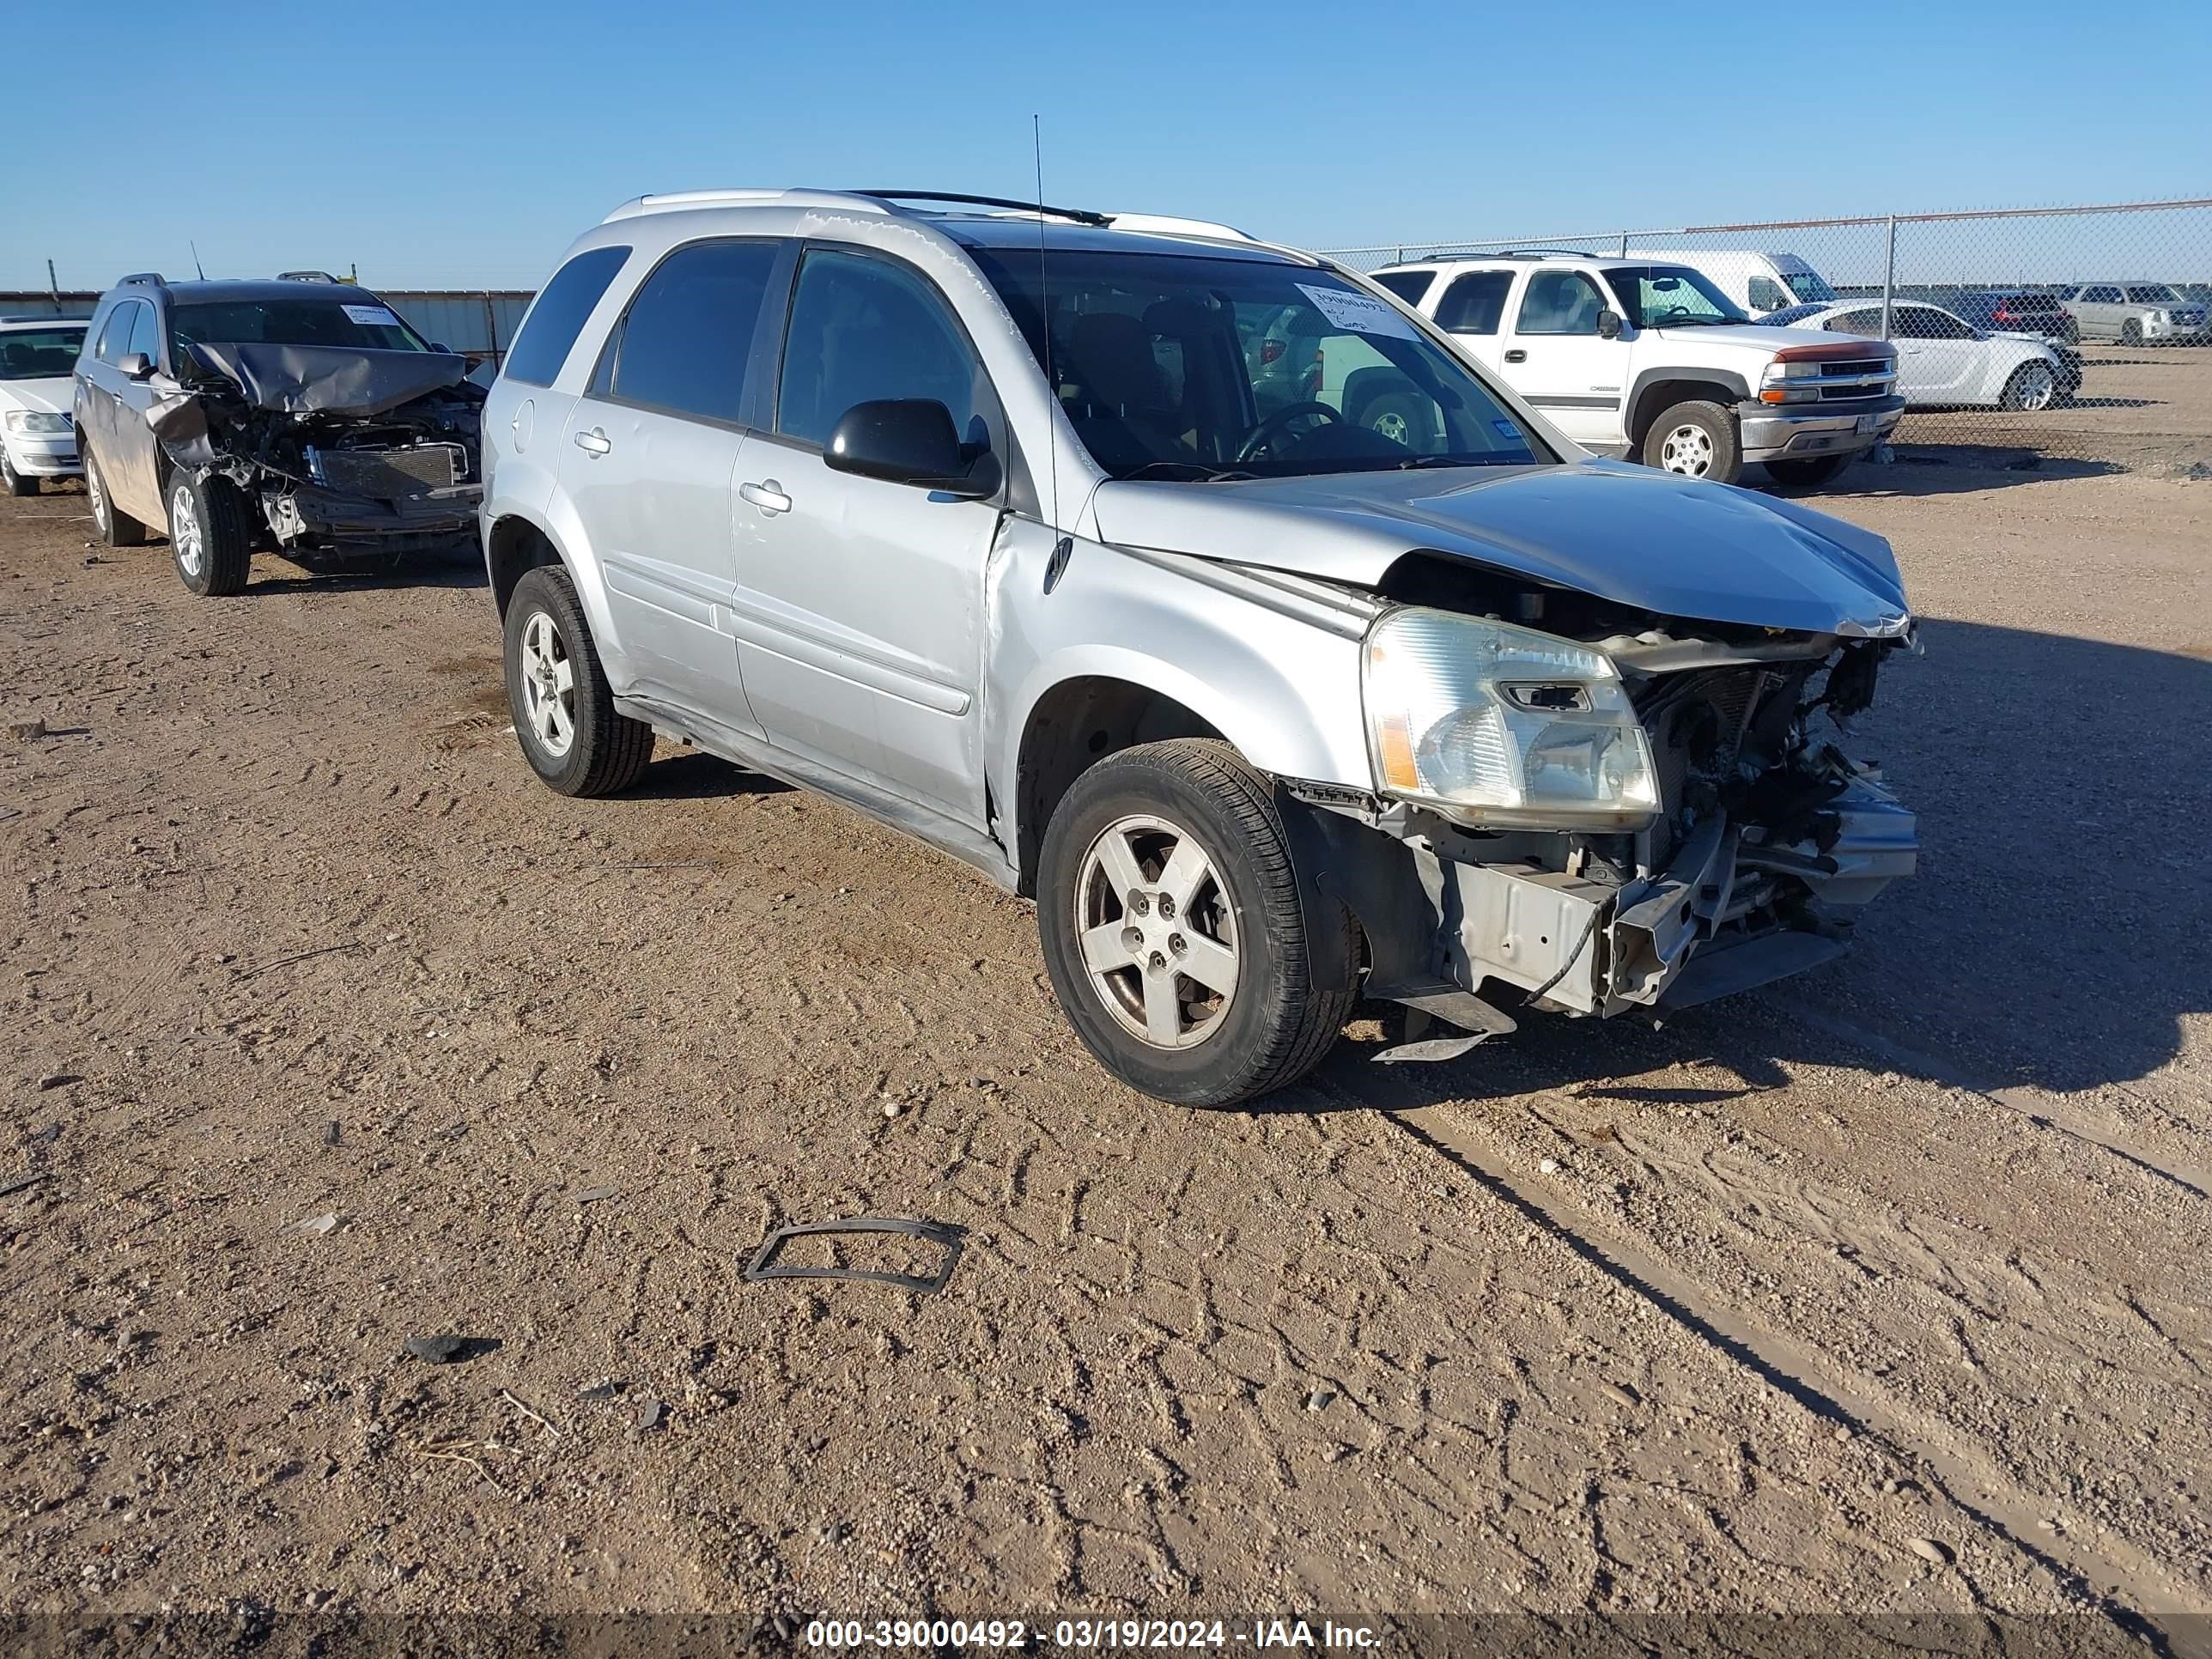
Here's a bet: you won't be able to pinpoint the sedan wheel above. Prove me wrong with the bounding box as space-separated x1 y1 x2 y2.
2001 361 2057 412
1073 812 1241 1050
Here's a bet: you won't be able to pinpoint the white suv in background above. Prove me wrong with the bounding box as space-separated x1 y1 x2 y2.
1370 254 1902 489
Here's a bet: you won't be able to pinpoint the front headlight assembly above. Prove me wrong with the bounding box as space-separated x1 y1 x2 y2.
4 410 71 434
1363 607 1659 829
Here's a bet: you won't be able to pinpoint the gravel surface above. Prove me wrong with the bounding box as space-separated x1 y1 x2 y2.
0 466 2204 1646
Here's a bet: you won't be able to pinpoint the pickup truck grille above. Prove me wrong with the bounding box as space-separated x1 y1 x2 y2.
1815 357 1894 401
310 443 465 500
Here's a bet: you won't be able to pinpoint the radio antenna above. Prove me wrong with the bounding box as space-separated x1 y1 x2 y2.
1032 114 1060 533
190 240 206 280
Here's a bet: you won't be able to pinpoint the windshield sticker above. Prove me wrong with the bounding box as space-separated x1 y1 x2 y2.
341 304 401 329
1297 283 1420 341
1493 418 1523 440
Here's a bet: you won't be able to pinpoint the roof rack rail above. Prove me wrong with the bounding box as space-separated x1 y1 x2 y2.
602 188 890 223
855 190 1111 228
1102 212 1258 244
276 269 340 283
118 271 167 289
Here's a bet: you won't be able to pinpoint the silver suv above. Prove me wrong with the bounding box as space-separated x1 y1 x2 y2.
479 189 1919 1107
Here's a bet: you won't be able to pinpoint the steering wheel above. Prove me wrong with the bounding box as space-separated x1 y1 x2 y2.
1650 305 1698 325
1237 401 1345 463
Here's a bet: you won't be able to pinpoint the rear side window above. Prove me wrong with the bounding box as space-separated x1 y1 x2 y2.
1371 271 1436 307
775 248 984 449
605 240 780 425
1434 270 1512 334
503 246 630 387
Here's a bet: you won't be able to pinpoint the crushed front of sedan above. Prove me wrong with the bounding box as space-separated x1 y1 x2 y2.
149 343 485 558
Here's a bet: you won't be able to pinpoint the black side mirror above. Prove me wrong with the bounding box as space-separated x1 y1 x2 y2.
118 352 155 380
1596 309 1623 340
429 342 451 354
824 398 1000 499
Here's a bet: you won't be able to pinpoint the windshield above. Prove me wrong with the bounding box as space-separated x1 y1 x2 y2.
1784 270 1838 302
1601 265 1748 328
966 247 1544 480
0 327 86 380
1753 303 1830 328
171 297 432 356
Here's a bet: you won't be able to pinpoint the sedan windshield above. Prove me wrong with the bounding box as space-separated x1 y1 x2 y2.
966 247 1543 480
1601 264 1749 329
170 298 432 355
0 327 86 380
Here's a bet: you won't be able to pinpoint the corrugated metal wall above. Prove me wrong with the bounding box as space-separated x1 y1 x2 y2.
0 288 538 367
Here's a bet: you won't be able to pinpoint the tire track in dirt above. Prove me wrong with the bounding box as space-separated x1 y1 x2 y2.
1384 1104 2201 1650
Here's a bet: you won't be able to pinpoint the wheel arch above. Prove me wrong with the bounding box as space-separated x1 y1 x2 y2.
1626 370 1751 448
483 505 623 668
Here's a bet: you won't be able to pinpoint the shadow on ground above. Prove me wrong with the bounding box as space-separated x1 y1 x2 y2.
1286 617 2211 1111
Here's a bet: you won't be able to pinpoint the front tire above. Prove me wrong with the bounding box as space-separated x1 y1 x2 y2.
1641 399 1742 484
2120 319 2143 347
1998 360 2058 412
1036 738 1356 1108
502 564 654 797
167 471 252 596
1765 453 1853 489
2 454 36 497
86 451 147 547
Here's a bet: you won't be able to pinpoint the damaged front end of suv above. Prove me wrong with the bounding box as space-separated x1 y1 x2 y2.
150 343 484 561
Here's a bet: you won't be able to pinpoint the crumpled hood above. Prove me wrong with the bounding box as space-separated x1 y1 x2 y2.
1 376 73 417
185 342 476 417
1090 459 1911 637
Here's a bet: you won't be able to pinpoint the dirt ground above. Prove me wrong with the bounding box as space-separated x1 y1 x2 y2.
1 461 2207 1653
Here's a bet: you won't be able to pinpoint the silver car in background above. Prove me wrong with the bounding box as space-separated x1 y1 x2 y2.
478 189 1918 1107
2059 283 2209 345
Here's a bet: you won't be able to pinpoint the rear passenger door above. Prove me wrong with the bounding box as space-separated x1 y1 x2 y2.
555 237 783 729
732 244 1008 827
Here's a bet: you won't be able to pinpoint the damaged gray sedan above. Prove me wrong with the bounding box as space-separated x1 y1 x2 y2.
73 275 483 595
481 190 1917 1107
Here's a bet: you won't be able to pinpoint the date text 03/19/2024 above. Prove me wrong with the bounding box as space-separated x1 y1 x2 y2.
802 1619 1383 1650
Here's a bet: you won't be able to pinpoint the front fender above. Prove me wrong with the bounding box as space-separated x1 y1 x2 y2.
986 526 1375 866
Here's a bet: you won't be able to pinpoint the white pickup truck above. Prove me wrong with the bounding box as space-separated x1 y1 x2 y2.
1369 252 1903 489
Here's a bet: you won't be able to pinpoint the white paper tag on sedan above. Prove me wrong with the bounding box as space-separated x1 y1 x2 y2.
1297 283 1420 340
342 304 401 328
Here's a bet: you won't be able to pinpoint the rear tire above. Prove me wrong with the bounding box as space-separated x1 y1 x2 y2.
2 455 36 496
1641 399 1742 485
503 564 654 797
86 451 147 546
1765 453 1853 489
167 471 252 596
1036 738 1356 1108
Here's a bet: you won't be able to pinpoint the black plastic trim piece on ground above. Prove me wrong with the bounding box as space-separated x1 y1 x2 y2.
743 1216 966 1295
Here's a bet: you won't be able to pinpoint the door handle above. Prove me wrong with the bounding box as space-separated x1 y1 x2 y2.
572 427 611 458
1504 349 1528 363
739 479 792 516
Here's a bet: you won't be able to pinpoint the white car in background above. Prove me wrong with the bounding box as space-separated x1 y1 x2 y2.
0 316 87 495
1756 300 2073 411
1625 248 1838 314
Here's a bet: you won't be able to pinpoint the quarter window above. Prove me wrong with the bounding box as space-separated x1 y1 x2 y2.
1514 270 1607 336
1435 270 1513 334
503 245 631 387
776 248 985 449
605 240 779 425
1370 270 1436 307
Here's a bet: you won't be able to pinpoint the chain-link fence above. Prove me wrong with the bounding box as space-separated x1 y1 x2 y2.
1322 198 2212 476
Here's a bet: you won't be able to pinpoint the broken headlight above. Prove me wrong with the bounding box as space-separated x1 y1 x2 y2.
1363 608 1659 829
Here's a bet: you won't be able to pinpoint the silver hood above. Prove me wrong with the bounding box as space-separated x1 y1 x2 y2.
1090 459 1911 637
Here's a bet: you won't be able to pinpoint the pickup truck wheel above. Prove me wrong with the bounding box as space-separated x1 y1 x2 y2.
2 455 35 496
1642 399 1741 484
167 472 252 596
1765 454 1852 489
86 453 147 547
1036 738 1355 1109
503 564 654 797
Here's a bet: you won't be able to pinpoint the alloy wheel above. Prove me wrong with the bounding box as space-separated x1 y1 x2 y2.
88 464 110 535
517 609 577 757
1073 813 1240 1049
1658 422 1715 476
169 483 204 580
2014 362 2057 411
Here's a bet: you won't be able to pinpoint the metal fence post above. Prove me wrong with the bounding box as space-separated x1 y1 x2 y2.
1880 214 1897 340
1619 230 1629 258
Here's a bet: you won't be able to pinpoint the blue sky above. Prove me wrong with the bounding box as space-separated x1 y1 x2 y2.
5 0 2207 293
